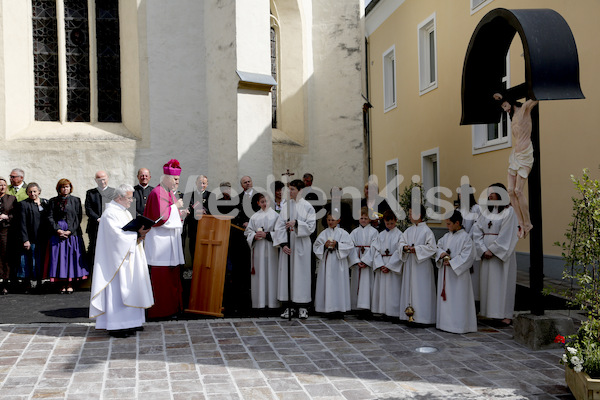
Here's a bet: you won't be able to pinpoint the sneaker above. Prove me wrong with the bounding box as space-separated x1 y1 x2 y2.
280 308 290 319
299 308 308 319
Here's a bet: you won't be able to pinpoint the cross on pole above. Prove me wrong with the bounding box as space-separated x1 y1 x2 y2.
282 169 294 320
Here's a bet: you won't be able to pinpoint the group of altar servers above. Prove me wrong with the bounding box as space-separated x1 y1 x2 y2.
247 181 519 334
88 159 518 337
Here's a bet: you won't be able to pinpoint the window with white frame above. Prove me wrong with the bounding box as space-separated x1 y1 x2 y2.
471 0 495 14
385 159 399 210
472 53 511 154
418 13 437 95
421 148 440 213
383 46 396 112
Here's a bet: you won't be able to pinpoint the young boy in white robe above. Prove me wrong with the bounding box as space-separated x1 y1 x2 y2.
245 193 280 312
313 212 354 316
472 183 518 326
398 205 437 324
371 210 403 319
349 207 378 314
456 187 482 303
435 210 477 334
273 179 316 319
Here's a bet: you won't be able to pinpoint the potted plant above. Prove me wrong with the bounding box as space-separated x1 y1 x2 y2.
397 181 424 232
557 169 600 399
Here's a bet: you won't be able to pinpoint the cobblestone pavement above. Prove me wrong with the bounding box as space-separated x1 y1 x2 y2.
0 317 574 400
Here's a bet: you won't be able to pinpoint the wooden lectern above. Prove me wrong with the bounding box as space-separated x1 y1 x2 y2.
186 215 232 317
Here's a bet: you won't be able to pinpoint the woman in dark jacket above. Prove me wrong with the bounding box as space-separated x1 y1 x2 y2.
0 176 17 295
46 179 88 293
18 182 48 291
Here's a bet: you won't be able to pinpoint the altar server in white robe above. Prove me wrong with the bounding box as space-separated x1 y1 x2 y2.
90 184 154 338
273 179 316 319
398 206 437 324
456 186 482 301
435 210 477 334
245 193 280 310
472 183 518 325
349 207 378 311
314 212 354 314
371 210 403 318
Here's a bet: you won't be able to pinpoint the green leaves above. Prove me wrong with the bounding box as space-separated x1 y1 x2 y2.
558 169 600 376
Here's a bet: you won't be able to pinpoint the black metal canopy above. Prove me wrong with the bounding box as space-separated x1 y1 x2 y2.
460 8 584 125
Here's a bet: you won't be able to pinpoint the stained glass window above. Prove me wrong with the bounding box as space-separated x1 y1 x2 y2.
32 0 121 123
32 0 59 121
96 0 121 122
64 0 90 122
271 27 277 129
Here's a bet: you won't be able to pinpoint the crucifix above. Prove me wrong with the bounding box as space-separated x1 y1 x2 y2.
282 169 294 320
460 8 584 317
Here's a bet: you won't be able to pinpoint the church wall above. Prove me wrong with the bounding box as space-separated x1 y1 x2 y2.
139 0 222 196
0 0 367 219
203 0 240 193
235 0 273 191
366 0 600 268
1 0 32 139
0 0 140 202
273 0 366 196
271 0 308 147
307 0 366 191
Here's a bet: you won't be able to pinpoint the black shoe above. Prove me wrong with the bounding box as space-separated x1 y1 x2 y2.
109 330 130 338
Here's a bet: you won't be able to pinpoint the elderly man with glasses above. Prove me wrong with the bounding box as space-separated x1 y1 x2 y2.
8 169 27 202
89 184 154 338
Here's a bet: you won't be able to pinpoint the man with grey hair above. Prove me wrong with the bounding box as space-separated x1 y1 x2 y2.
8 168 27 202
143 159 187 319
90 184 154 338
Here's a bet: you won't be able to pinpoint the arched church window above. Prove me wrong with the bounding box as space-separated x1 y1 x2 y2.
32 0 121 122
270 25 278 129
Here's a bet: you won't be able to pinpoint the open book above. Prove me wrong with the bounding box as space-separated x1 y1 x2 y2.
122 215 162 232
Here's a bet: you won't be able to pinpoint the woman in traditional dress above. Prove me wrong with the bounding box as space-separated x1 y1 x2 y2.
46 178 88 293
18 182 49 291
0 177 17 295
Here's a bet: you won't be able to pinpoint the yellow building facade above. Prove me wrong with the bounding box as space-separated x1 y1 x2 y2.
365 0 600 278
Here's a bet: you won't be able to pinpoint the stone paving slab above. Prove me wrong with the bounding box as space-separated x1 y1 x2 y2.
0 317 575 399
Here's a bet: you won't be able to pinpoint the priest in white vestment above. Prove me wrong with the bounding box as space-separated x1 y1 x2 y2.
273 179 316 319
244 193 280 310
90 184 154 338
371 211 403 318
349 208 378 311
435 210 477 334
472 183 519 325
314 214 354 314
398 207 437 324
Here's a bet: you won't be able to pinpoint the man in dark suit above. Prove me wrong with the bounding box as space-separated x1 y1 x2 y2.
85 171 115 268
223 175 254 316
185 174 212 265
133 168 154 216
